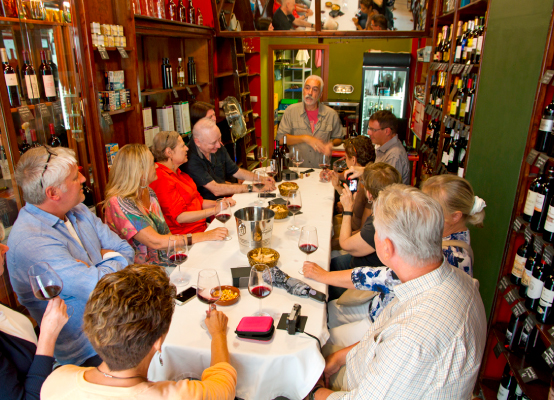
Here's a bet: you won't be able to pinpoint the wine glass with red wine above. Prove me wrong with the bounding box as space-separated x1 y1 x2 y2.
28 262 73 317
253 170 265 205
298 226 318 275
266 159 277 179
257 146 267 168
167 235 189 285
248 264 273 316
215 198 232 241
197 269 222 329
287 189 302 231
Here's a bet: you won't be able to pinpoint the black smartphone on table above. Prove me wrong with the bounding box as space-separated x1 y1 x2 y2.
175 286 196 306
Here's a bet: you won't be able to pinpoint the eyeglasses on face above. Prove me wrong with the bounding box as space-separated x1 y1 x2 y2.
40 146 58 189
367 127 384 133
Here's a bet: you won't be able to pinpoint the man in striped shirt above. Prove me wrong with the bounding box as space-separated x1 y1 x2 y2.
307 184 486 400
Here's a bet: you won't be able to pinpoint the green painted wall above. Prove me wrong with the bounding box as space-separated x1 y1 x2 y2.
466 0 553 317
259 37 412 148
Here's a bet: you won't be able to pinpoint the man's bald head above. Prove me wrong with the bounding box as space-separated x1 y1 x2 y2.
192 117 223 157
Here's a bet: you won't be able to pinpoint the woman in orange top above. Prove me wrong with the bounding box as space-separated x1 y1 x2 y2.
149 131 235 236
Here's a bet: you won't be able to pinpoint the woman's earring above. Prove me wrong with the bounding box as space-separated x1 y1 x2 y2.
158 351 163 366
140 177 148 189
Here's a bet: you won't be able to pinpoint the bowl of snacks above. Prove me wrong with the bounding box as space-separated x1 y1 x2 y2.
215 285 240 306
278 182 299 197
268 203 289 219
247 247 280 268
325 1 332 6
331 3 340 10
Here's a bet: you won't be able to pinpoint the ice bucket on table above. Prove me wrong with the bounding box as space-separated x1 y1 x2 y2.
234 207 275 254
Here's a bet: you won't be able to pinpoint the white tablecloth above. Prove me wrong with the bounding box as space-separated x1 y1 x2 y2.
148 172 335 400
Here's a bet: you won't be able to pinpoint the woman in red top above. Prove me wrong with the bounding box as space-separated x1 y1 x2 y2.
149 131 235 236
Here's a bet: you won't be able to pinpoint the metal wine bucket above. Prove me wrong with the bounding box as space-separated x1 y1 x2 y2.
234 207 275 254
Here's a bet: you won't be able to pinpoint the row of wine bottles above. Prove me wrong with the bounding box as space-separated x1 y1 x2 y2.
433 17 485 65
18 120 66 155
161 57 196 89
1 48 59 108
522 164 554 238
533 93 554 155
133 0 203 26
509 226 554 324
428 72 477 125
271 137 291 183
496 364 532 400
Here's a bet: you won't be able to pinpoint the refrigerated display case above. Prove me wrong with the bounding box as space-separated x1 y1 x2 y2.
360 53 411 137
0 0 93 242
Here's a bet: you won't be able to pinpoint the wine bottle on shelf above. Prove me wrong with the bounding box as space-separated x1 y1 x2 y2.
19 129 31 155
167 0 177 20
535 93 554 153
441 128 454 166
442 25 451 63
461 21 470 63
523 173 544 222
518 318 539 353
510 384 523 400
46 50 59 97
281 135 290 169
177 57 185 86
271 140 282 182
538 267 554 324
520 244 541 297
0 146 11 181
454 21 463 63
188 0 195 24
497 365 517 400
78 166 95 214
457 136 467 177
177 0 186 22
504 312 523 351
530 164 554 232
3 0 17 17
447 131 460 173
22 50 40 105
30 129 40 147
161 58 168 89
525 252 551 311
464 77 476 125
48 123 61 147
197 8 203 25
187 57 196 84
433 32 443 62
511 232 533 285
475 16 485 64
1 48 20 107
39 50 56 102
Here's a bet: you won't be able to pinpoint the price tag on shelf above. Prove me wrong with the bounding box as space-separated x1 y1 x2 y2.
443 115 448 124
116 47 129 58
196 84 203 93
98 45 109 60
186 87 193 95
504 288 521 304
421 144 428 152
512 217 523 232
524 225 533 241
549 326 554 336
533 236 545 254
534 153 549 172
526 149 540 165
17 106 34 122
172 89 178 98
36 103 49 117
523 314 538 334
544 245 554 265
493 342 504 359
434 108 441 119
519 366 538 383
511 301 527 318
463 126 471 136
448 64 455 72
464 65 473 75
455 121 462 130
497 276 510 292
542 345 554 368
542 69 554 84
52 100 63 115
101 111 113 125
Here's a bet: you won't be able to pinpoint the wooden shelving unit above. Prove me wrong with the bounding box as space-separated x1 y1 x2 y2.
475 8 554 399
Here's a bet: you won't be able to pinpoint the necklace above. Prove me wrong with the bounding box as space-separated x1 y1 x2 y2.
96 367 148 382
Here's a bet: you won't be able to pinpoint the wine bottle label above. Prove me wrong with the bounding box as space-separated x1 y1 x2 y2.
534 193 546 213
524 190 538 217
178 72 184 77
512 254 526 278
477 36 484 51
527 276 545 299
540 117 554 133
42 75 56 98
455 46 462 61
458 148 466 163
545 206 554 233
465 97 472 113
5 72 17 87
521 269 532 287
505 328 513 342
0 159 10 179
442 151 449 164
25 75 40 99
457 167 465 177
497 384 510 400
540 287 554 306
459 104 466 118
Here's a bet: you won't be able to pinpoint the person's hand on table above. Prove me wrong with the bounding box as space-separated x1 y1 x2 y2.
302 261 328 283
339 183 356 212
319 169 332 182
265 175 276 185
344 165 364 179
202 227 228 241
260 180 276 192
205 305 228 336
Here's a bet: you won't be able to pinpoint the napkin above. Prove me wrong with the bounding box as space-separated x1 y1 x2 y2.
263 266 312 297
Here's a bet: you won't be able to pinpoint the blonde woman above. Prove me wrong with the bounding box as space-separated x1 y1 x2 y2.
103 144 227 266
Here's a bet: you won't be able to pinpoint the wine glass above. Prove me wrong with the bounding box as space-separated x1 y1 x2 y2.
197 269 222 329
298 226 318 274
319 154 331 182
253 170 265 205
28 262 73 317
292 148 304 173
257 146 267 168
167 235 189 285
287 189 302 231
266 159 277 180
215 198 232 241
248 264 272 316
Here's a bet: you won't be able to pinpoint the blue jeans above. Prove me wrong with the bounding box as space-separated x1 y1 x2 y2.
328 254 353 301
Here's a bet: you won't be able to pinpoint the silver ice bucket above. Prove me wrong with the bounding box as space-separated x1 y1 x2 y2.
234 207 275 254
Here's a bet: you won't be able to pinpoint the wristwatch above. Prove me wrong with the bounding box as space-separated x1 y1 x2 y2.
308 384 324 400
343 211 353 216
247 184 253 192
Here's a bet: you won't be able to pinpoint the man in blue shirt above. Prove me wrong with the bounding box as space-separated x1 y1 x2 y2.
7 146 134 367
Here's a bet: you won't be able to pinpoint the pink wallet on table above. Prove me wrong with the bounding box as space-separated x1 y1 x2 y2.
235 316 275 341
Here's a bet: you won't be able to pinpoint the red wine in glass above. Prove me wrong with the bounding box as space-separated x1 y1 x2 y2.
253 183 265 190
34 284 62 301
288 204 302 214
319 163 330 170
169 254 188 263
299 244 318 255
249 285 272 298
215 213 231 223
298 226 318 274
197 269 221 328
197 288 220 304
287 189 302 231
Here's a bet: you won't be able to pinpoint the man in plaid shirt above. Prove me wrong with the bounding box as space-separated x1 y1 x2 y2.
307 184 486 400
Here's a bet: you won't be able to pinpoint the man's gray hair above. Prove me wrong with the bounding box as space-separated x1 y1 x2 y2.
373 184 444 267
15 146 77 205
304 74 324 94
192 117 217 140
